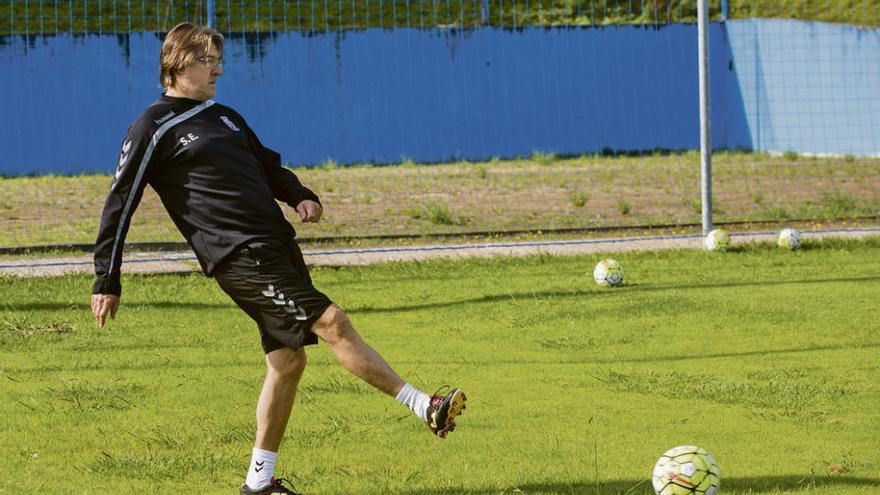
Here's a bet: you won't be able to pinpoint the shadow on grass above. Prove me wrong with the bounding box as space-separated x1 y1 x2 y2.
395 475 880 495
3 301 232 311
608 341 880 364
343 275 880 315
10 340 880 375
6 275 880 314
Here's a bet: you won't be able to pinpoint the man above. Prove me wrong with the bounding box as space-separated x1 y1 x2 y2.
91 22 467 495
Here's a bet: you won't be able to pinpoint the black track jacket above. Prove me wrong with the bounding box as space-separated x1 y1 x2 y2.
93 95 320 296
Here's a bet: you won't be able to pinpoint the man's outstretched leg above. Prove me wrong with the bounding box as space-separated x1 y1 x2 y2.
241 347 306 495
310 304 467 438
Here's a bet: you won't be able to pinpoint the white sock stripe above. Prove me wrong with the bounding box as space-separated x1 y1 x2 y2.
252 448 277 459
395 383 431 422
395 383 416 402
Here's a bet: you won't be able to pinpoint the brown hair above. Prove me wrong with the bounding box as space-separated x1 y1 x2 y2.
159 22 225 89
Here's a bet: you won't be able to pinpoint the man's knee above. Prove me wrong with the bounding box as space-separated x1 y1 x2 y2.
267 347 307 379
312 304 354 343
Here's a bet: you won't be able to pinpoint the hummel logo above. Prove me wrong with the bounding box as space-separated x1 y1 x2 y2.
154 111 176 125
255 461 265 473
261 284 308 320
220 115 240 131
119 140 131 164
115 140 132 180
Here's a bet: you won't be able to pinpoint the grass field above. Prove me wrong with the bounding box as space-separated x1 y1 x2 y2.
2 152 878 248
1 236 879 494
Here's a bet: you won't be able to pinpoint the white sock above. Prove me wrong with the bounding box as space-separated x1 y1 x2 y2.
245 448 277 490
395 383 431 422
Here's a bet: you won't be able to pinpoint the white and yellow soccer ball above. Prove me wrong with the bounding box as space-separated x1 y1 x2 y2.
703 229 731 252
652 445 720 495
593 259 624 287
777 228 802 250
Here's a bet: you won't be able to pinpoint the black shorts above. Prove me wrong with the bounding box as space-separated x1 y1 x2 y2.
214 237 334 354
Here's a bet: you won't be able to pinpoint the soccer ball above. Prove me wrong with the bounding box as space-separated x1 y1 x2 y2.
777 228 802 250
652 445 720 495
593 259 624 287
703 229 731 252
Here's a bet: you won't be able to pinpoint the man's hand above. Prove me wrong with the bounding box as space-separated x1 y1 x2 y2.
91 294 120 328
296 200 323 223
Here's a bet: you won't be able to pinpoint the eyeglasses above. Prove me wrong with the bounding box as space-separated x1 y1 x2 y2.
195 55 224 69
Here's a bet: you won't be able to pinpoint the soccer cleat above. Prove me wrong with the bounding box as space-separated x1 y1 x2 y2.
240 478 301 495
426 387 467 438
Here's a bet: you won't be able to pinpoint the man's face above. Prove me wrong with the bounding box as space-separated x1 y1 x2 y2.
173 45 223 101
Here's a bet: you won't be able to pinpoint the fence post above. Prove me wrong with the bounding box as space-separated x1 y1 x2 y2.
698 0 713 235
481 0 489 25
206 0 216 27
721 0 728 21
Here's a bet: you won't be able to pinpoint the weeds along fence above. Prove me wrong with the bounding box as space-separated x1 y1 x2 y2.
0 1 878 248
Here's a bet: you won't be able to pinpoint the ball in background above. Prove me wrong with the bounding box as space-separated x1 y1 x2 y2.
703 229 731 252
593 258 624 287
652 445 720 495
777 228 802 250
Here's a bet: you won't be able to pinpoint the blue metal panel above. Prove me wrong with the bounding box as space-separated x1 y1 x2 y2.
727 19 880 156
0 33 162 174
232 25 741 164
10 20 878 175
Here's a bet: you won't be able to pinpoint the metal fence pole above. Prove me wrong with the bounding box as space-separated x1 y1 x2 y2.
721 0 728 21
206 0 215 27
698 0 713 234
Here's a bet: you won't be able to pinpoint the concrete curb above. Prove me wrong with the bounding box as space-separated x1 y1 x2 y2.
1 227 878 278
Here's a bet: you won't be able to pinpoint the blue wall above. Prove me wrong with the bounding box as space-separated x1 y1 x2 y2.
727 19 880 156
0 20 877 176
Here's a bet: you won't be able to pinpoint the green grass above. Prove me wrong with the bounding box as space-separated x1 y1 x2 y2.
1 237 879 493
1 0 878 34
407 200 460 226
2 151 878 248
570 189 590 208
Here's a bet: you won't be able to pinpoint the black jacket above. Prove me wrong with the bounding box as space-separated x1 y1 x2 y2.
93 95 319 296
